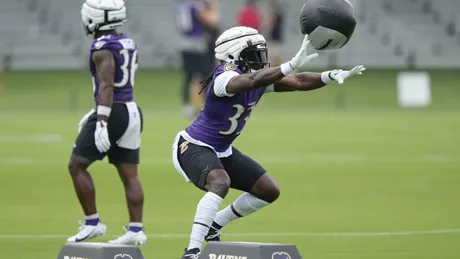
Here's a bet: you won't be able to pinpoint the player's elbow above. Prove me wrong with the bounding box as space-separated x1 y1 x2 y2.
251 77 271 90
247 80 259 90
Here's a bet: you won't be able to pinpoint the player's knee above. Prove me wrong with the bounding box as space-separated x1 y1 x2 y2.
68 159 86 176
265 183 280 203
116 164 139 185
205 169 231 198
257 184 280 203
251 174 280 203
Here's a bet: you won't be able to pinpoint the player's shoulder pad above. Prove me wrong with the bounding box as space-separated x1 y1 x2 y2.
91 35 111 50
91 35 123 51
224 63 237 72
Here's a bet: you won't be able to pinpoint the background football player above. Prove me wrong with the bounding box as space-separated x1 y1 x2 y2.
66 0 146 245
172 26 365 259
176 0 220 118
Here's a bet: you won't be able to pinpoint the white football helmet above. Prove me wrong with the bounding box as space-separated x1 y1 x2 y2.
81 0 127 36
215 26 268 70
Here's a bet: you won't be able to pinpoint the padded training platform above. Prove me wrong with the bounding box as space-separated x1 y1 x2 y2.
199 241 302 259
57 242 144 259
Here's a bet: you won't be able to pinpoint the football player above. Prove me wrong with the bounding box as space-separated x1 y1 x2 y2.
66 0 146 245
176 0 220 118
172 26 365 258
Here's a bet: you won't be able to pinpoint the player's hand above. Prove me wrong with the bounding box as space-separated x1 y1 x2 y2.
94 120 110 153
78 108 95 133
289 34 319 73
324 65 366 84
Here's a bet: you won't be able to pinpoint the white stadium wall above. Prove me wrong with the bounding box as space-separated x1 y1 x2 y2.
0 0 459 70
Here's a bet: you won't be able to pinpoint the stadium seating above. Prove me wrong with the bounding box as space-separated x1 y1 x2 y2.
0 0 458 70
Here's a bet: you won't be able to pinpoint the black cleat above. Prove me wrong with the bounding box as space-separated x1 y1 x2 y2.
205 226 221 242
181 248 200 259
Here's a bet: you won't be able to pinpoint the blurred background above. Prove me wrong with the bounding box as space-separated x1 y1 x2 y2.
0 0 459 259
0 0 459 112
1 0 460 70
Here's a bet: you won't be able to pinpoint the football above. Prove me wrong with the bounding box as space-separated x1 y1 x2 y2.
300 0 357 50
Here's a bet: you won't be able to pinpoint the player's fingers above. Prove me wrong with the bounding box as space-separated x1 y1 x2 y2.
303 34 309 44
102 136 111 151
99 144 109 153
357 67 366 75
350 66 360 74
95 142 104 153
333 70 343 77
300 40 311 53
102 138 109 148
353 65 365 74
95 134 109 153
304 39 313 50
307 52 319 60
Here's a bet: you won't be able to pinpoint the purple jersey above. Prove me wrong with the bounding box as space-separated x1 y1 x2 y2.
186 63 267 152
176 1 206 38
176 1 208 52
89 33 138 106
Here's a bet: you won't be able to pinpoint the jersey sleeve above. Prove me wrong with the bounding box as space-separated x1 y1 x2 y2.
91 36 122 52
213 70 239 97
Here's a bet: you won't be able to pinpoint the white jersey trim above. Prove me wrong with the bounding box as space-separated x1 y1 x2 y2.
172 130 232 183
214 70 275 96
181 130 232 157
213 71 239 97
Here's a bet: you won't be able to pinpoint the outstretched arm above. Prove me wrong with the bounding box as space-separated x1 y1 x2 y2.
225 35 319 94
273 72 325 92
272 65 366 93
226 66 289 94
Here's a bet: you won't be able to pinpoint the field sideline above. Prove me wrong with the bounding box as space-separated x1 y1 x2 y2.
0 70 459 258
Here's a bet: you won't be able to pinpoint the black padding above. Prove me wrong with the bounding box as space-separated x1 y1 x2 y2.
300 0 357 38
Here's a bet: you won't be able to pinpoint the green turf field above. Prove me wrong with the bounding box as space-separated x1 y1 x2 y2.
0 70 459 258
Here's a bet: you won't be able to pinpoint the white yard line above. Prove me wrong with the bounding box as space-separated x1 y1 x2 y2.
0 155 457 166
0 134 62 143
0 229 459 239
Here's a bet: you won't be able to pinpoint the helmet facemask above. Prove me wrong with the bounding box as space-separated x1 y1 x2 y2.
238 43 269 71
